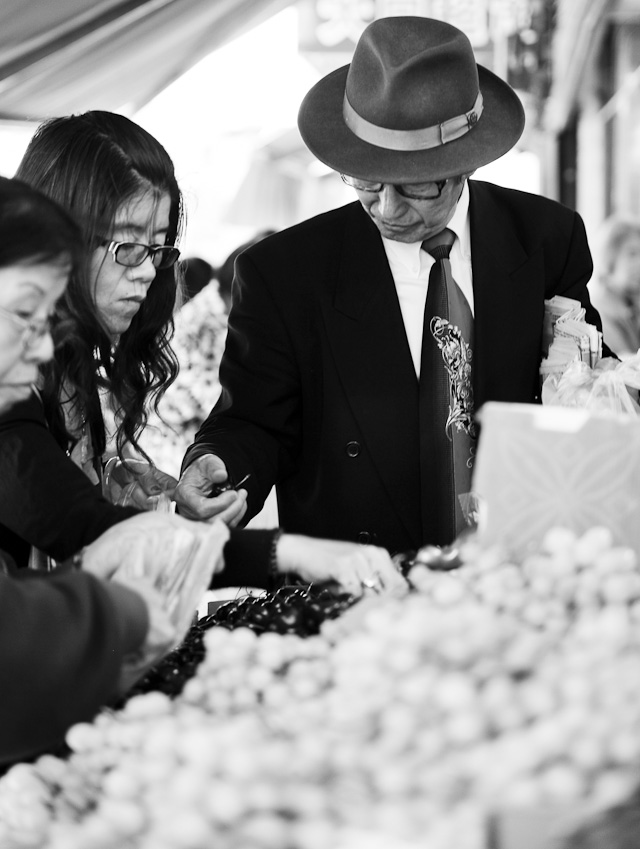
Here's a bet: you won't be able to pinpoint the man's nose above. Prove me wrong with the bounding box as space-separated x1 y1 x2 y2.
376 185 406 217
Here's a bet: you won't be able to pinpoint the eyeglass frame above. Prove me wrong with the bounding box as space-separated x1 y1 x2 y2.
100 239 181 270
340 173 449 201
0 305 51 350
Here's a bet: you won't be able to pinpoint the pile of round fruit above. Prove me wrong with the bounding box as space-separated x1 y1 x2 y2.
1 527 640 849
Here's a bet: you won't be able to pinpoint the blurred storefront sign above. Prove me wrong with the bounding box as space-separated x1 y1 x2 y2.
297 0 496 72
297 0 549 86
298 0 372 73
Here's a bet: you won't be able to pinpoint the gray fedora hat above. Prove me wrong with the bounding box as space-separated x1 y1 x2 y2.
298 16 525 184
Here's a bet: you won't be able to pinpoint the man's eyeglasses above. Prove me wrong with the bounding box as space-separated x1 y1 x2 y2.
101 240 181 270
340 174 448 201
0 306 50 349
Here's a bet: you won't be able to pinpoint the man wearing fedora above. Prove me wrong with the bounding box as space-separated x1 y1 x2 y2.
176 16 610 557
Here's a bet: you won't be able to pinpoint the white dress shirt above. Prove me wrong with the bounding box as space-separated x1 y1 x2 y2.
381 181 473 377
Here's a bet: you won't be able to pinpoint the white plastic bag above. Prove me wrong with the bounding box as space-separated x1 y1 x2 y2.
542 355 640 416
83 513 229 638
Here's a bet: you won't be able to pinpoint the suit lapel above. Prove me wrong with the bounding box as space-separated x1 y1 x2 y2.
323 205 423 548
469 182 546 407
320 188 546 548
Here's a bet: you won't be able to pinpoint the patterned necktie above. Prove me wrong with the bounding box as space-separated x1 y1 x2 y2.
419 228 476 545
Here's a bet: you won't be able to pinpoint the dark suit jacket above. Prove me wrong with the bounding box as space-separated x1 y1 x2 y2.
185 181 610 555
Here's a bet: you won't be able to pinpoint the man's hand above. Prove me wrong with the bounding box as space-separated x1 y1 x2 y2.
174 454 248 526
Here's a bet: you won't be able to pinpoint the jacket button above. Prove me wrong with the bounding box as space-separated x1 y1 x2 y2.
346 440 361 458
357 531 372 544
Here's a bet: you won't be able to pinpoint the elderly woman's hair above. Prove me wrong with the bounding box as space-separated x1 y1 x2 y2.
15 111 184 460
0 175 83 273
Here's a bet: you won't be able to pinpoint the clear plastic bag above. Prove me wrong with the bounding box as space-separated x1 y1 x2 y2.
83 513 229 639
542 355 640 416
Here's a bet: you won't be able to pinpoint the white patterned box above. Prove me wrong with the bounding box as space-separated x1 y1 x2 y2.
472 402 640 556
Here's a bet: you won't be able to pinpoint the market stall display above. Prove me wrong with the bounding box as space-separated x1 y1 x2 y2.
1 526 640 849
473 401 640 556
121 586 356 701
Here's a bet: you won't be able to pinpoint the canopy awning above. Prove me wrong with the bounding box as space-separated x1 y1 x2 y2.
0 0 294 121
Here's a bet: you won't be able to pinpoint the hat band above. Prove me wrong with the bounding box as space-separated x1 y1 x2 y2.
343 90 484 151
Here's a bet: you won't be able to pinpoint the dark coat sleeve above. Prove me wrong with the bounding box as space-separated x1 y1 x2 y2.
0 564 148 767
182 239 304 521
539 199 614 358
217 528 278 590
468 181 616 408
180 207 354 528
0 393 139 569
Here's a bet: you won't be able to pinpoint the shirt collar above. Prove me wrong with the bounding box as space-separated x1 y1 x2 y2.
447 179 470 255
381 180 471 273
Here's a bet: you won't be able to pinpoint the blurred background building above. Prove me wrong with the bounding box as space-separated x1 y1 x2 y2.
0 0 638 265
546 0 640 239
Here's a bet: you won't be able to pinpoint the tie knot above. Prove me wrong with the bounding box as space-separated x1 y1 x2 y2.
422 228 455 260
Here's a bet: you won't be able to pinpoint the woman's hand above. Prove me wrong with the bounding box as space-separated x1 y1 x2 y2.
81 512 229 583
83 513 231 694
275 535 408 597
103 457 178 511
81 513 231 693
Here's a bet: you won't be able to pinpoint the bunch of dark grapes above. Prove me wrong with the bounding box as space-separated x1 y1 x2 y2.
122 586 355 702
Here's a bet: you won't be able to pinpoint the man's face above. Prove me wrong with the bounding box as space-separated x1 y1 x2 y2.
354 176 466 244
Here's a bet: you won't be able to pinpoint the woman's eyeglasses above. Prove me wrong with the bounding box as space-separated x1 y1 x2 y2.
101 240 181 270
340 174 448 200
0 306 50 349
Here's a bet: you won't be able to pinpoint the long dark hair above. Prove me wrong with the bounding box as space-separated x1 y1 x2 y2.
0 175 83 275
15 111 184 460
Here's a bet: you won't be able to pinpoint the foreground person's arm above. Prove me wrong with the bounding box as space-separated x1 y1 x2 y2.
81 514 408 599
222 528 409 597
0 566 149 767
0 393 139 568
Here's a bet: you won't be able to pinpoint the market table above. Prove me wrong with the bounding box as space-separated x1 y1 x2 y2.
1 526 639 849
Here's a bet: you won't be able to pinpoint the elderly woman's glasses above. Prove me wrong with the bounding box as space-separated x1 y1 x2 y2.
340 174 448 201
101 240 181 270
0 306 50 349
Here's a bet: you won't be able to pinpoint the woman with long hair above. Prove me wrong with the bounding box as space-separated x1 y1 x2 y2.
15 110 184 496
0 112 405 597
